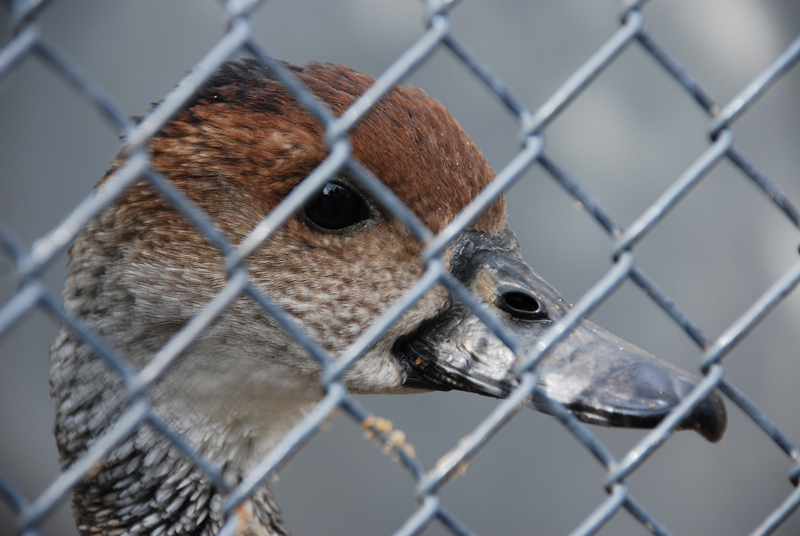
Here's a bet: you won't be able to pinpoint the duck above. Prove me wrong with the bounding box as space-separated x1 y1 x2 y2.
50 60 726 536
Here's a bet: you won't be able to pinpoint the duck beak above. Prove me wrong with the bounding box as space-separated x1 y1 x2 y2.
394 228 727 443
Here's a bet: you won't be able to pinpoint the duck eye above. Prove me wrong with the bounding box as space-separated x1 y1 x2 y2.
303 182 371 232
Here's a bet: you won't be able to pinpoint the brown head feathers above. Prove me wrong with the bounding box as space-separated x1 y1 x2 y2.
145 60 506 240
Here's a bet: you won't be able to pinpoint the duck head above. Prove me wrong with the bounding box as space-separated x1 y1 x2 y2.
53 59 724 536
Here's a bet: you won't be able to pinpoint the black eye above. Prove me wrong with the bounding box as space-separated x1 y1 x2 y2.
303 182 371 232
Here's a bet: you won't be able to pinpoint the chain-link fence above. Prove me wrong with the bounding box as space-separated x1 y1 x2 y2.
2 1 800 535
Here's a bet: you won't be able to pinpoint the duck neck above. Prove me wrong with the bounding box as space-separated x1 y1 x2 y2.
70 426 290 536
51 330 312 536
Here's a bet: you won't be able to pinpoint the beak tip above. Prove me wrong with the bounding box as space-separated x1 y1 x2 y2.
682 389 728 443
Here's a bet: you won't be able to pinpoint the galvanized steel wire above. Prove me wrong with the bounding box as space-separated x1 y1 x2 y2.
1 0 800 535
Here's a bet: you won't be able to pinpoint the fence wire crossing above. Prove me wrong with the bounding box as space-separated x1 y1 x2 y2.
1 0 800 535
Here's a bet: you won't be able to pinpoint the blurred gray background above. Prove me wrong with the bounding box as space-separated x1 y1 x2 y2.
2 1 800 535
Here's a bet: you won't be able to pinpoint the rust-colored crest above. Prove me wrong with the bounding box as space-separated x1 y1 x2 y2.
143 61 506 238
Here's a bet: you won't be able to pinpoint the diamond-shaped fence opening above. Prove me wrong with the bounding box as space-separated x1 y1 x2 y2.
2 1 800 535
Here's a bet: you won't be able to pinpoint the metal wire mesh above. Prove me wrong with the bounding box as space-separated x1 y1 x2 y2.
1 1 799 535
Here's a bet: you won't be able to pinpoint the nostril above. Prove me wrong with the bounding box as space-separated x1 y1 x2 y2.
505 291 538 312
497 288 548 321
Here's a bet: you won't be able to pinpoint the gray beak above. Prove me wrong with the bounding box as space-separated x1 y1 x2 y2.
394 228 727 443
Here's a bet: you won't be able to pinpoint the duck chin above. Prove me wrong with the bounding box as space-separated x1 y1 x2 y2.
341 346 412 394
155 386 313 475
149 345 323 471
